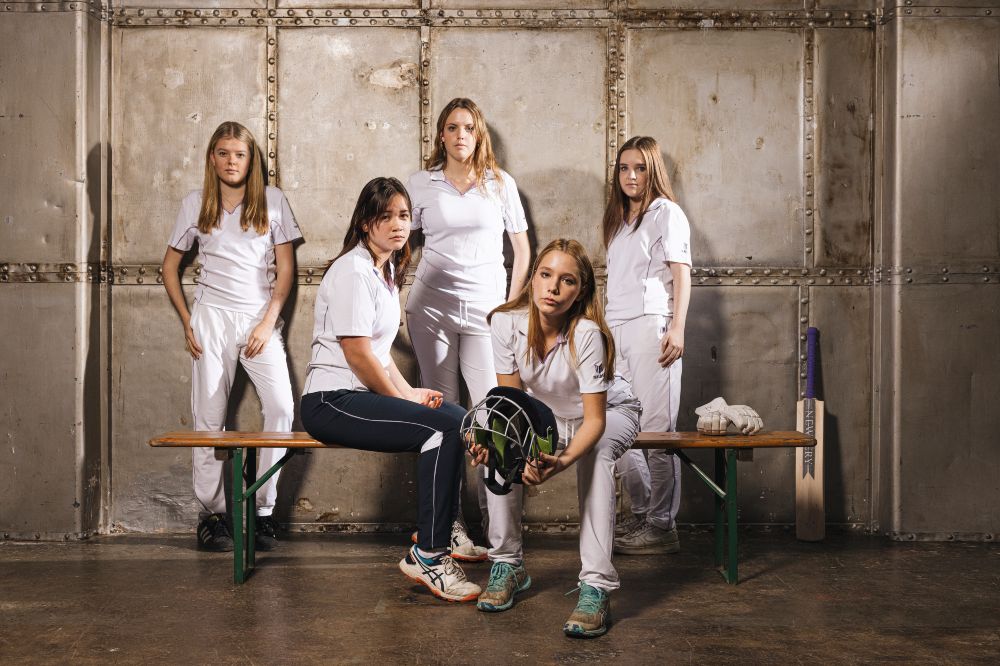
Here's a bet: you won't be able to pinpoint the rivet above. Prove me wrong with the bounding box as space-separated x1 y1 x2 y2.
906 277 913 283
726 269 734 276
745 269 752 276
801 298 808 304
782 269 790 276
808 278 816 285
752 278 760 284
800 317 807 323
137 277 144 284
194 267 201 275
942 276 949 282
306 276 312 284
941 267 949 273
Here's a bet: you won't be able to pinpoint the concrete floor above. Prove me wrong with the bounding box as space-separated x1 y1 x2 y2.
1 529 998 664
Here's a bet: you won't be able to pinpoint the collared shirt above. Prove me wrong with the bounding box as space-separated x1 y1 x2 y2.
303 244 400 394
407 168 528 300
605 197 692 327
491 310 635 421
168 186 302 315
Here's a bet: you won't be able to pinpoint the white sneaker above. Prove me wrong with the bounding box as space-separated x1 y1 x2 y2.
399 545 482 602
409 520 488 562
615 512 646 538
450 520 488 562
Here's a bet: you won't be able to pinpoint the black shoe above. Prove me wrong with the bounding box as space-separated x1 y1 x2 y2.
255 515 281 551
197 513 234 552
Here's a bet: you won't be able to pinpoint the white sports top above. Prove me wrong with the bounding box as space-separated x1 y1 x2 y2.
303 244 400 394
407 168 528 300
168 186 302 315
605 197 692 327
491 310 635 421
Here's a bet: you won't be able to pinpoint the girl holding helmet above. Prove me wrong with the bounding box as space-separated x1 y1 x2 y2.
468 239 641 638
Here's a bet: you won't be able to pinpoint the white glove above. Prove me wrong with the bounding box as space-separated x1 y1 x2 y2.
695 397 764 435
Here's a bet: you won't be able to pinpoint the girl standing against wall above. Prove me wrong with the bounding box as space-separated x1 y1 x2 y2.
406 98 532 559
470 239 641 637
603 136 692 556
301 177 481 603
162 121 301 552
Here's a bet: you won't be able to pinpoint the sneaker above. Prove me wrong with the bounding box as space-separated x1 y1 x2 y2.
476 561 531 612
563 583 611 638
615 512 646 538
398 545 482 602
409 520 488 563
450 520 488 562
255 515 281 551
197 513 234 552
614 522 680 555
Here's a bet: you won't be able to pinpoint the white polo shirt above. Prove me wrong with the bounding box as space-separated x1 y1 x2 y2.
303 244 400 394
407 168 528 300
491 310 634 421
605 197 692 327
168 186 302 315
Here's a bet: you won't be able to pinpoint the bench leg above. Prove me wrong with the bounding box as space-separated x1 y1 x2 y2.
714 449 725 569
724 448 738 584
232 447 246 584
246 447 257 575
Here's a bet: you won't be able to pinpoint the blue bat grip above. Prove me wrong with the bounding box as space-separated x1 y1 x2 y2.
805 327 819 399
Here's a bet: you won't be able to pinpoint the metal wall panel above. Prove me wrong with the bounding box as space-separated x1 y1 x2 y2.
628 29 804 266
0 12 80 263
0 286 86 537
809 286 872 525
111 27 267 264
277 27 421 266
814 28 873 268
123 0 267 8
894 18 1000 266
278 0 417 7
429 28 609 260
627 1 803 11
678 287 800 523
896 285 1000 536
433 0 604 9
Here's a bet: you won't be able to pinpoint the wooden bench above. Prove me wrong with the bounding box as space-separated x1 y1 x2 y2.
150 429 814 585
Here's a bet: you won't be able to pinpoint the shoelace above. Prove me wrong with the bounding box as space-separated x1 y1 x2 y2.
486 562 515 591
442 556 468 581
564 583 605 614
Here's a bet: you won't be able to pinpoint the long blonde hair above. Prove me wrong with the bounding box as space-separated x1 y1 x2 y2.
197 121 268 235
330 177 412 290
490 239 615 382
424 98 503 191
601 136 676 249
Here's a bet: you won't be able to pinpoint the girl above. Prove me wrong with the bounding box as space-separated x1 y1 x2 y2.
470 239 641 638
406 98 531 559
301 177 481 603
603 136 693 556
162 121 301 552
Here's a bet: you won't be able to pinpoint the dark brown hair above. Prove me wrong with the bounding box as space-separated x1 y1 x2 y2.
424 97 503 192
331 177 412 289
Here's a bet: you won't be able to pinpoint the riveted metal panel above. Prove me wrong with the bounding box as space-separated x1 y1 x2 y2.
817 0 876 10
809 286 872 525
276 27 421 266
0 12 80 263
628 29 804 267
894 18 1000 265
627 0 802 11
111 27 267 265
678 287 799 523
896 285 1000 535
279 0 416 9
0 286 85 537
432 0 603 9
814 28 873 268
429 28 608 260
121 0 267 8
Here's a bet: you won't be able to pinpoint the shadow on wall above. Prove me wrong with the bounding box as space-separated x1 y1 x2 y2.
84 141 106 534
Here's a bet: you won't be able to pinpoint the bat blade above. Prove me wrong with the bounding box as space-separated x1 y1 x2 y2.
796 327 825 541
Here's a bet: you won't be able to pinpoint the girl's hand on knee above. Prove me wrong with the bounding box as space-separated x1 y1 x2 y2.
244 320 274 359
408 388 443 408
185 325 203 360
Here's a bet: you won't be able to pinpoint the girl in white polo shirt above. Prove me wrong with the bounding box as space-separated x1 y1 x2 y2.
469 238 641 638
602 136 693 556
162 121 301 552
301 177 481 603
406 97 531 559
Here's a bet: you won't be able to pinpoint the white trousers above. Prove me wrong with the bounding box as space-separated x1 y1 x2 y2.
486 406 640 592
612 315 683 530
190 302 294 518
405 278 501 524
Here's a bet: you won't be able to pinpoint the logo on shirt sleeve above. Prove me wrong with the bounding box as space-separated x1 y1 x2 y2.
593 361 605 380
682 241 689 254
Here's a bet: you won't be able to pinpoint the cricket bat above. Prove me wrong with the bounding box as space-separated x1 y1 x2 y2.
795 326 825 541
